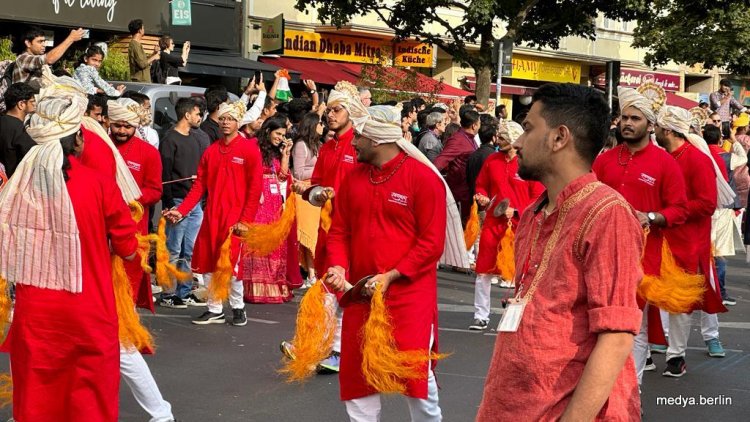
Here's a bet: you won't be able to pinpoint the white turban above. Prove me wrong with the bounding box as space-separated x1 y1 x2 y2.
618 86 657 123
658 106 736 206
218 100 246 122
327 81 359 111
0 82 86 293
347 99 469 269
108 98 145 127
499 120 524 145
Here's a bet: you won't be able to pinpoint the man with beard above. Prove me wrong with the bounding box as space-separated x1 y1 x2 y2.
163 100 263 327
469 119 544 330
592 87 688 384
654 106 729 376
477 84 643 421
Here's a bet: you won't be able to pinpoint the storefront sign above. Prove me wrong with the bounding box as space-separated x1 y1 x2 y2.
511 55 581 84
592 67 682 92
261 14 284 54
171 0 192 26
283 29 434 68
2 0 168 32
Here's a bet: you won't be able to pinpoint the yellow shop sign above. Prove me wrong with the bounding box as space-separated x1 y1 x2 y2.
511 55 581 83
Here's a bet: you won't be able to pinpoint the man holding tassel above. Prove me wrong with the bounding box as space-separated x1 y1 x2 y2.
164 100 263 327
593 86 689 385
324 97 467 421
469 119 544 331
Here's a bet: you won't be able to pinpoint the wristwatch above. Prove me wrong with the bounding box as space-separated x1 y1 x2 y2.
647 212 657 223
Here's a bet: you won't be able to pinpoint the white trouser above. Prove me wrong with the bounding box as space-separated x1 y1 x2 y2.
204 273 244 314
326 292 344 353
633 307 649 385
120 347 173 422
473 274 493 322
344 327 441 422
660 309 669 337
667 311 720 360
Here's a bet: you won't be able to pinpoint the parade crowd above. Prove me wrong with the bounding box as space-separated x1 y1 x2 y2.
0 20 748 422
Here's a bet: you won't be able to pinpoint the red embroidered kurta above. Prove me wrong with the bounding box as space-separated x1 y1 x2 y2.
177 134 263 273
115 135 162 312
666 143 726 314
1 158 138 422
474 152 544 274
80 126 116 182
477 173 643 421
326 152 446 401
310 127 357 276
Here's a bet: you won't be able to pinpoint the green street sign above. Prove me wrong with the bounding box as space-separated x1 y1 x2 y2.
172 0 192 26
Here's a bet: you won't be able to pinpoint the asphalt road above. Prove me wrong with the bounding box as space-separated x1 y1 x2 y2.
1 258 749 421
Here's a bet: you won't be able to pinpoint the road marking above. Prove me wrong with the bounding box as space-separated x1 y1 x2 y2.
719 322 750 330
434 371 487 380
439 327 487 334
438 303 504 313
141 314 279 324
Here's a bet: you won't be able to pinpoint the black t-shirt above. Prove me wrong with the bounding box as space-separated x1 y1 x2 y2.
159 51 184 78
159 127 208 208
200 117 221 143
0 115 36 177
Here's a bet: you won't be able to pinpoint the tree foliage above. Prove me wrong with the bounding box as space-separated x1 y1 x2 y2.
294 0 644 104
632 0 750 75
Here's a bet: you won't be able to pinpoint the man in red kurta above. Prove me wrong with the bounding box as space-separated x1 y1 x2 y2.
593 87 688 384
478 84 643 421
655 106 727 377
469 120 544 331
0 92 139 422
164 100 263 327
325 103 453 421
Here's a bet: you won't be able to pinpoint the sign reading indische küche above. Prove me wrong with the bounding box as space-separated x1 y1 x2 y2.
283 29 435 68
1 0 168 33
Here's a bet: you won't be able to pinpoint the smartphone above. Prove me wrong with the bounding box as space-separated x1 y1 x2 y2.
82 29 90 39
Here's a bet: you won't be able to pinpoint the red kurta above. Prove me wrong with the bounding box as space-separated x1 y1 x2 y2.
326 152 447 401
474 152 544 274
177 134 263 273
1 158 138 422
115 135 163 312
477 173 643 421
310 127 357 276
666 142 726 314
80 126 116 182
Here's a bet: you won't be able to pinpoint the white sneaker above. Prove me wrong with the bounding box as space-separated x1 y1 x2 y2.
490 277 499 285
151 285 163 294
500 281 513 288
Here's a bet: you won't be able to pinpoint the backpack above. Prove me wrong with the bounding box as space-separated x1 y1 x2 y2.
150 56 166 84
0 59 17 114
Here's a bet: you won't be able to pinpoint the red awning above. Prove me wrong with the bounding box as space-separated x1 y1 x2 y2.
665 92 699 109
259 57 360 85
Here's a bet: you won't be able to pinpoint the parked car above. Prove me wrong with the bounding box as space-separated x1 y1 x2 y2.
114 82 240 137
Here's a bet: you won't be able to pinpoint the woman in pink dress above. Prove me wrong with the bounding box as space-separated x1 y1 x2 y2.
241 115 299 303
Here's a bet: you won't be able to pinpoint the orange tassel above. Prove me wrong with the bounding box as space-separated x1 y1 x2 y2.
463 201 480 251
495 222 515 282
361 283 448 394
638 238 706 313
129 201 144 223
319 199 333 233
238 193 297 257
0 276 11 343
0 373 11 408
279 277 336 382
209 233 234 302
134 219 191 291
112 255 154 351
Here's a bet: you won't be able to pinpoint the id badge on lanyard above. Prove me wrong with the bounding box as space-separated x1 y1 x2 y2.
270 183 279 195
497 298 527 332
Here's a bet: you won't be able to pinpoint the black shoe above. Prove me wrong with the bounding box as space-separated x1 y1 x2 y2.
191 311 225 325
468 318 489 330
662 357 686 377
232 308 247 326
158 296 187 309
722 297 737 306
644 357 656 371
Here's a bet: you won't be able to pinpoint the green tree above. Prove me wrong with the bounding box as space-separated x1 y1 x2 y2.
632 0 750 75
294 0 643 105
99 47 130 81
0 38 15 62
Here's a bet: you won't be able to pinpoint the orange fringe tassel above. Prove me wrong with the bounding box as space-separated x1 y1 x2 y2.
279 277 336 382
129 201 144 223
238 193 297 257
0 276 11 343
209 233 234 302
361 283 448 394
135 218 191 290
112 255 154 351
319 199 333 233
0 373 11 408
495 222 515 282
463 201 480 251
638 238 706 313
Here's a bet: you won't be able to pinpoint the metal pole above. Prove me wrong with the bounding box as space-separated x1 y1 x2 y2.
495 48 502 110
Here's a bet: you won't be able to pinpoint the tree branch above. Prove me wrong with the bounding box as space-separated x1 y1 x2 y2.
507 0 540 37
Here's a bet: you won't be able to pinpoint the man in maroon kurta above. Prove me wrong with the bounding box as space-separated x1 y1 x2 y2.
593 87 688 383
109 103 163 312
325 103 449 420
654 106 727 377
477 84 643 421
164 100 263 326
469 120 544 330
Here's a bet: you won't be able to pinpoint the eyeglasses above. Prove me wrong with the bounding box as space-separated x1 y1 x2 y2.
326 106 345 115
712 119 722 123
